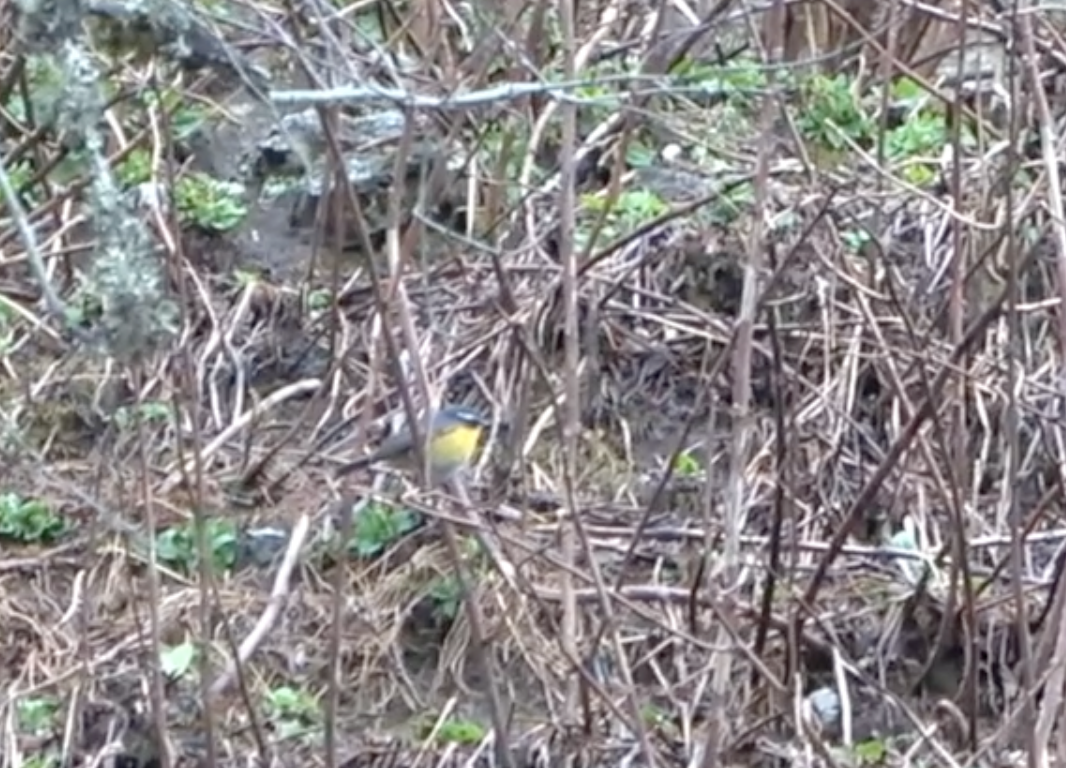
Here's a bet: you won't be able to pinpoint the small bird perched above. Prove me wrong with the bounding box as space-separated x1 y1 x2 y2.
336 405 490 485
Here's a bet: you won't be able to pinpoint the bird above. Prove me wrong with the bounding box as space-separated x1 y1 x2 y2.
335 404 490 485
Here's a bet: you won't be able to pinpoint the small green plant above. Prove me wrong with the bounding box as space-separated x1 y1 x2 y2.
427 575 463 620
672 451 701 477
136 89 209 142
478 123 540 200
0 493 65 543
889 76 926 108
583 187 668 224
2 55 63 126
111 401 171 430
706 180 754 226
671 56 768 107
175 172 247 232
426 716 486 745
169 103 209 142
232 268 261 288
156 518 239 573
19 755 59 768
265 686 321 741
795 73 955 184
796 73 874 150
17 696 58 736
50 148 96 186
577 188 669 251
306 289 332 311
0 161 36 209
841 228 872 253
343 6 386 38
639 703 678 735
160 641 198 679
625 142 657 168
457 533 494 566
116 149 153 187
852 737 888 764
349 503 420 558
883 87 950 187
640 703 667 726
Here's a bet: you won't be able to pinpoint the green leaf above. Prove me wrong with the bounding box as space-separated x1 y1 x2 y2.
307 289 332 311
156 527 192 565
434 718 486 744
266 686 319 720
117 149 153 187
17 697 58 735
155 518 239 572
161 642 197 679
175 173 248 232
0 494 65 543
625 143 656 168
853 738 887 763
891 77 924 103
428 576 463 619
350 504 420 558
672 451 701 477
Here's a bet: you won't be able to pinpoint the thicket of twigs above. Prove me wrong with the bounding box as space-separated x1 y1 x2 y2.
2 0 1066 765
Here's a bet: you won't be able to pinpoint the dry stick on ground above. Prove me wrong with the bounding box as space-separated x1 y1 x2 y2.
514 299 685 747
517 0 621 248
399 491 657 742
556 0 582 740
372 112 516 764
864 0 980 731
519 8 760 759
494 7 636 709
964 664 1065 768
751 248 789 676
407 499 749 742
976 483 1061 601
944 0 978 746
251 7 386 485
208 514 312 699
157 380 323 496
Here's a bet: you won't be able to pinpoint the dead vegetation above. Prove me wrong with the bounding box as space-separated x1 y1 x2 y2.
3 0 1066 765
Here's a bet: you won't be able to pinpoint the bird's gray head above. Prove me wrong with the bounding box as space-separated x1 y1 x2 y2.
437 405 489 428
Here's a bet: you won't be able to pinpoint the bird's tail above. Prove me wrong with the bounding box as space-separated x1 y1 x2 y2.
335 456 374 476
